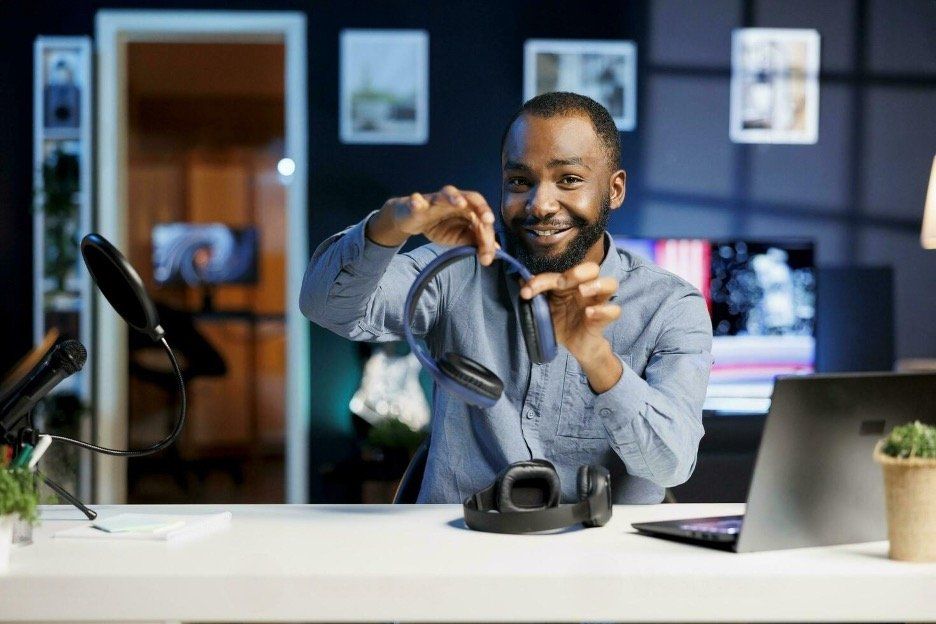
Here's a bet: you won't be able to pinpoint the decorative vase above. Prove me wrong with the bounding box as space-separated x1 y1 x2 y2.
874 441 936 562
0 514 14 572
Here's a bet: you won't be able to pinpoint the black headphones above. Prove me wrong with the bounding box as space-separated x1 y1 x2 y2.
463 459 613 534
404 246 557 408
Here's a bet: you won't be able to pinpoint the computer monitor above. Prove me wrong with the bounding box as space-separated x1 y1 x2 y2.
152 223 258 286
613 237 816 414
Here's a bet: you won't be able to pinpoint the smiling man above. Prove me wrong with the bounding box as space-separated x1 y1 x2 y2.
301 92 713 504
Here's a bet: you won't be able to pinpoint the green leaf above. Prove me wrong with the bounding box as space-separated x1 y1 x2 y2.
0 468 40 525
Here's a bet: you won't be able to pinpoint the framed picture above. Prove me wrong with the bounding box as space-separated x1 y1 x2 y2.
42 49 84 129
340 29 429 144
524 39 637 131
730 28 820 144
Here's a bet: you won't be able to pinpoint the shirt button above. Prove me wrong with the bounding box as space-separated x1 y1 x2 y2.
525 411 534 420
599 408 612 417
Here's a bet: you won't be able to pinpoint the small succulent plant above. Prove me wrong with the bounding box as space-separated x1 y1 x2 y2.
881 421 936 460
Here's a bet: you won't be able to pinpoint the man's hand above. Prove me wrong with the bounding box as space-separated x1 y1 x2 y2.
366 185 498 266
520 262 623 393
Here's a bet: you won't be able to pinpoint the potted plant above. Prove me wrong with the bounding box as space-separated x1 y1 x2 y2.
1 467 40 570
873 420 936 562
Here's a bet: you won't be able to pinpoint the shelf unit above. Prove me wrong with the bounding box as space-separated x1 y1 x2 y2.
32 36 94 501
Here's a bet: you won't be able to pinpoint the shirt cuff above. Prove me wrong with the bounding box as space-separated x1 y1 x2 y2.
352 210 406 271
594 355 648 447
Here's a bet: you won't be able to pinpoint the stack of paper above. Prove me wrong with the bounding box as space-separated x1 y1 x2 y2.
53 511 232 541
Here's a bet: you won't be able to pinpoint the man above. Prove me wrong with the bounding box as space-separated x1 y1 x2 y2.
301 92 712 504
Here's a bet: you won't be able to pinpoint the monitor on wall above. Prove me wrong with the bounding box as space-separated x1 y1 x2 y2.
613 237 816 414
152 223 259 287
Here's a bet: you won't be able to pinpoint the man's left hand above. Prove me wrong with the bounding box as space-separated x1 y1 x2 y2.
520 262 623 393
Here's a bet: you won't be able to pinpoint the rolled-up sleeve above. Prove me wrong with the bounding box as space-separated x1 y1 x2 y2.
594 289 713 487
299 212 445 341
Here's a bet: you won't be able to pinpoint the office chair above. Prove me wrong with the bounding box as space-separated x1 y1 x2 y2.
392 435 430 504
391 433 675 504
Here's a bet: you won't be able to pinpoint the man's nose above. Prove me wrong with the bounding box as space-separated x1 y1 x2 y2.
526 184 558 219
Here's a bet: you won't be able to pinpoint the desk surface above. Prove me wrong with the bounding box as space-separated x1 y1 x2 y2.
1 503 934 623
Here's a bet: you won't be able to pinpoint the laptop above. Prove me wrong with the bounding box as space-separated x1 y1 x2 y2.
632 372 936 552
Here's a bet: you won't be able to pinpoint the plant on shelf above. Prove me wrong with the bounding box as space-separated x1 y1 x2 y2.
0 466 40 569
365 418 427 464
874 420 936 562
37 148 81 297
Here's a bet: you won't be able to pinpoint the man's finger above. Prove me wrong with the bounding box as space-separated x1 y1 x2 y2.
585 303 622 324
440 184 468 208
577 276 618 299
462 190 496 225
520 272 564 299
458 190 496 265
409 192 429 212
560 262 601 290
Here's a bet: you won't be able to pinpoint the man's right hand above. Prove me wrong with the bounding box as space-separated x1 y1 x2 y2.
365 185 498 266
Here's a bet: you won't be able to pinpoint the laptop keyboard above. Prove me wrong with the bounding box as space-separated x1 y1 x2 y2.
679 517 744 535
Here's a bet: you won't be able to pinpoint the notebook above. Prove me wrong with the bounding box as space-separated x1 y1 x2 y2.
53 511 232 542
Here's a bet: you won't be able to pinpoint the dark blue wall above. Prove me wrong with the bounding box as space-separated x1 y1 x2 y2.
2 1 934 500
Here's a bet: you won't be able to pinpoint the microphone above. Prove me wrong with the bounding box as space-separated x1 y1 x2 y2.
0 339 87 434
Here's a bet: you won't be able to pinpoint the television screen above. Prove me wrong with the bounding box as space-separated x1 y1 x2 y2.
152 223 258 286
613 237 816 413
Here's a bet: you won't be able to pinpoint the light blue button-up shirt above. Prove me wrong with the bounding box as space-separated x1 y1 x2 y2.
300 213 713 504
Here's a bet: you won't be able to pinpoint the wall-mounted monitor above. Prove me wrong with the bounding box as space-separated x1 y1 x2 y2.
613 237 816 414
152 223 258 286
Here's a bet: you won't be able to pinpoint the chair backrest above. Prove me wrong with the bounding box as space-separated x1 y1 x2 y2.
392 435 430 504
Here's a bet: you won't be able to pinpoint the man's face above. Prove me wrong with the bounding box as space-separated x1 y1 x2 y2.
501 113 625 274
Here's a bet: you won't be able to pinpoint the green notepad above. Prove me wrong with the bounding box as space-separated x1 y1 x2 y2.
92 514 186 533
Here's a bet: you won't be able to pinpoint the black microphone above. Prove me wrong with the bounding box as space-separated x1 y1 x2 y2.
0 339 87 434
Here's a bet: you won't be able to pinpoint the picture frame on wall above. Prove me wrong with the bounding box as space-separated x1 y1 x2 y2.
730 28 821 144
340 29 429 145
524 39 637 132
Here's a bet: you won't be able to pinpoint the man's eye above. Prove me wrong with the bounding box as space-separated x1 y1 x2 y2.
507 178 529 188
559 176 583 185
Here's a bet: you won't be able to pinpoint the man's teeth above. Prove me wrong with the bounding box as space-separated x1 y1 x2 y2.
529 229 568 237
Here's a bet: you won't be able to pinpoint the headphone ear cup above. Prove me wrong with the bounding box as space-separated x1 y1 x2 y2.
496 461 562 512
581 465 613 528
577 464 592 500
438 352 504 402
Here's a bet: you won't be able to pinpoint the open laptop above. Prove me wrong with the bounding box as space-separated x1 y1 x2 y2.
632 372 936 552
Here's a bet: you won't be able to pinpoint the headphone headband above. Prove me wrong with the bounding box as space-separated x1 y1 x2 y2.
403 246 556 408
462 461 613 533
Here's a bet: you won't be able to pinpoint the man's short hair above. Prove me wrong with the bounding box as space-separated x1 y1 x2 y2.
501 92 621 171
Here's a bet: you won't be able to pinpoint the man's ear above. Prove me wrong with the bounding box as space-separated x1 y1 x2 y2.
610 169 627 209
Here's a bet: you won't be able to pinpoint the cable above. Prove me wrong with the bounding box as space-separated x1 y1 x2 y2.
47 337 186 457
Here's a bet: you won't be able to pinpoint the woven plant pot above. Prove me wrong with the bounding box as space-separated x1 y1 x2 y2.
874 441 936 562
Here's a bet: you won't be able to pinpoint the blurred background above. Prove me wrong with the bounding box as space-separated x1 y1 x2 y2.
0 0 933 506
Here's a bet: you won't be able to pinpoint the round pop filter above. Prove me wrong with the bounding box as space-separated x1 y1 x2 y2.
81 233 164 342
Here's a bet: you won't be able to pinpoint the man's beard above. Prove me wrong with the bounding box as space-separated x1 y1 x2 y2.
507 200 612 275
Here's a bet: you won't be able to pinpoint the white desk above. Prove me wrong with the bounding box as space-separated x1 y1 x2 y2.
1 503 934 623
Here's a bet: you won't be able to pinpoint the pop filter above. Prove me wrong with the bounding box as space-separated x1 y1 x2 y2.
80 233 164 342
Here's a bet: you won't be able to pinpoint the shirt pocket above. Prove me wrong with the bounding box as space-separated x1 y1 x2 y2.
557 356 608 439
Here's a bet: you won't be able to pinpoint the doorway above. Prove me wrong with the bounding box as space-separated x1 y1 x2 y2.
95 11 309 503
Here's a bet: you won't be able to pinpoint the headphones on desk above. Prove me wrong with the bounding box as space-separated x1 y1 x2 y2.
463 459 613 533
403 246 557 408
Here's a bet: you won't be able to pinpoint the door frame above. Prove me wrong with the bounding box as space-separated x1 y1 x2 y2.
95 10 310 503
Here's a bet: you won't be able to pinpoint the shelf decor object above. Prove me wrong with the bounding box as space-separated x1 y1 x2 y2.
922 155 935 250
32 36 94 501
